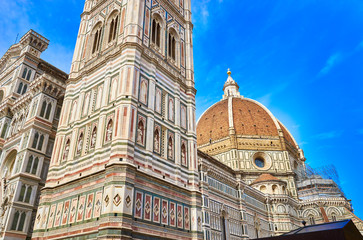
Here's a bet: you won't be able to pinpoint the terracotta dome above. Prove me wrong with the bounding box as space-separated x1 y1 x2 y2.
251 174 281 184
197 71 298 150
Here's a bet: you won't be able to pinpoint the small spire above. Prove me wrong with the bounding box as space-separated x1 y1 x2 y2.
222 68 242 100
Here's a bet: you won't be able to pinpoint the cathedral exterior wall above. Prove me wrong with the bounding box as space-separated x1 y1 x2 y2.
0 30 67 240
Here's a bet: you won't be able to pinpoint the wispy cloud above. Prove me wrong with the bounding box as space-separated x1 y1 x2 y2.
255 80 290 108
191 0 224 26
299 141 308 146
313 130 343 140
318 53 342 76
192 0 211 26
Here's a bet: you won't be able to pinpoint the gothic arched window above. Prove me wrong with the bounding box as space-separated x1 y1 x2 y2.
168 32 176 61
1 122 8 138
151 16 162 48
25 156 39 174
26 69 32 81
37 134 44 151
32 132 39 149
40 101 47 118
92 25 103 54
17 212 26 231
17 82 23 94
11 211 20 230
45 102 52 119
18 185 26 202
24 186 32 203
108 14 119 43
21 84 27 95
25 155 33 173
105 119 113 142
22 68 28 79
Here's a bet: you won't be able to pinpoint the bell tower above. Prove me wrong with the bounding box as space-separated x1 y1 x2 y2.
33 0 202 239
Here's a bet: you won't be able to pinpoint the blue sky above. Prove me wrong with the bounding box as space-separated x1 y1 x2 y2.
1 0 362 219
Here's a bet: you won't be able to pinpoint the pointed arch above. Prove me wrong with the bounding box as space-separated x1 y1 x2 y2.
181 142 187 166
107 10 120 43
167 27 180 63
32 132 39 148
21 84 27 95
24 186 32 203
18 212 26 231
45 102 52 119
37 134 44 151
19 185 26 202
91 22 103 54
137 120 145 145
105 119 113 142
63 139 71 161
151 13 165 50
17 82 23 94
26 69 32 81
90 126 97 148
168 135 174 160
40 101 47 117
26 155 33 173
11 211 20 230
77 132 84 154
22 67 28 79
32 157 39 175
139 78 148 105
0 149 17 181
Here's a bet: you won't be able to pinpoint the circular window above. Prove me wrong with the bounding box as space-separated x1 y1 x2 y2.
254 157 265 168
252 152 272 170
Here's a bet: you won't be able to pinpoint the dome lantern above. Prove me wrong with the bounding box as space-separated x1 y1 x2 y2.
223 69 242 100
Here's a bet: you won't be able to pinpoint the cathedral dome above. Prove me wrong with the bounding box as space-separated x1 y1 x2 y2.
197 70 298 151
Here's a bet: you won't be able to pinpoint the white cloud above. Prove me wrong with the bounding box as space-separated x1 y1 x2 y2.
191 0 224 26
313 130 343 140
318 53 342 75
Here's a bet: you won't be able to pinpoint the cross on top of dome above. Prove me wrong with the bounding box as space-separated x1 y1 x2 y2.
223 68 242 99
